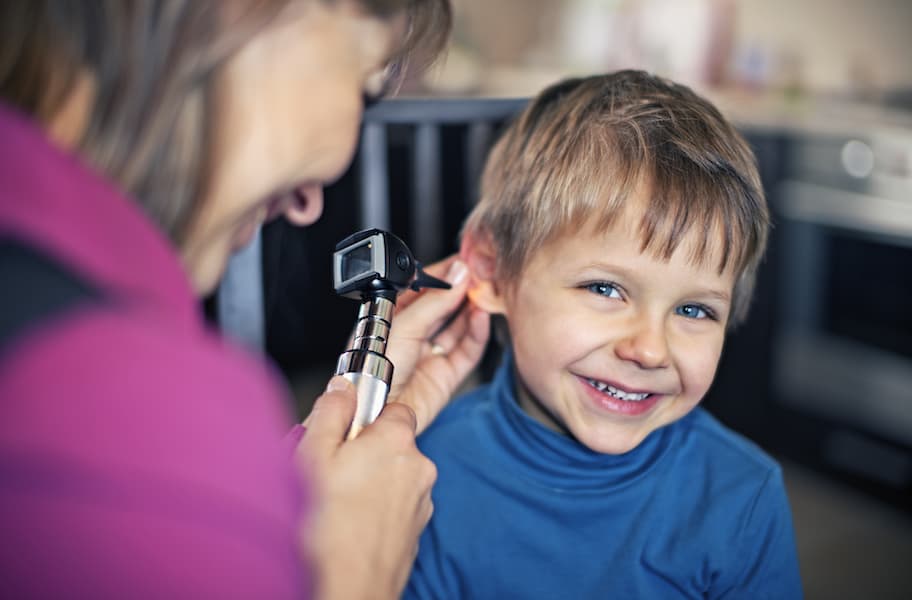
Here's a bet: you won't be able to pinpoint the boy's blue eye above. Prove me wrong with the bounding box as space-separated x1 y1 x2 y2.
585 282 622 299
676 304 713 320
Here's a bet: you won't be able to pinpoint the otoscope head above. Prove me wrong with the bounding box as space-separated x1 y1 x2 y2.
333 228 450 302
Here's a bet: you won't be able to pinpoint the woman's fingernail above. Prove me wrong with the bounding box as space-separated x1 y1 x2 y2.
325 376 352 393
447 260 468 285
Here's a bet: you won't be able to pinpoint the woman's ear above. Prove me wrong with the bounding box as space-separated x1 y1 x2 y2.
460 229 508 315
283 184 324 226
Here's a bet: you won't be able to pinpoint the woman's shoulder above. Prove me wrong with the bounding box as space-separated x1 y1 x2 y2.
0 302 300 515
0 302 306 596
3 303 289 414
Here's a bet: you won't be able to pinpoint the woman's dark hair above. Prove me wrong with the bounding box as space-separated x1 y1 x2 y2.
0 0 451 242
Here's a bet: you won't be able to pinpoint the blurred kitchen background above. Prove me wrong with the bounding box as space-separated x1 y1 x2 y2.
215 1 912 598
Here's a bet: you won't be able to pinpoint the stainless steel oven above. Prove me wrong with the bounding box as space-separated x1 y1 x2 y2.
772 127 912 494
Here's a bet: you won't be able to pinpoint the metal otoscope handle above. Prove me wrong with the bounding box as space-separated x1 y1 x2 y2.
336 296 395 440
332 229 450 440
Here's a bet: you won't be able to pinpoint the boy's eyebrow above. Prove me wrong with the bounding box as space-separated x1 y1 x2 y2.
693 288 732 304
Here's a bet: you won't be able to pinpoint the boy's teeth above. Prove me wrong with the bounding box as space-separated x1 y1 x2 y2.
585 378 650 402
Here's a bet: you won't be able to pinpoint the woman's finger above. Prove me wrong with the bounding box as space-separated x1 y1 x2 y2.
391 260 469 343
299 376 357 465
392 307 490 434
421 301 470 357
394 255 458 313
424 308 490 393
362 401 419 442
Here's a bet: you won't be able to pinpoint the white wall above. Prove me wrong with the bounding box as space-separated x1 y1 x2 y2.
734 0 912 93
441 0 912 97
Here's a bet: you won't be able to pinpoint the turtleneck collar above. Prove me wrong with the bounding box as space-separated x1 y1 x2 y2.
477 352 675 492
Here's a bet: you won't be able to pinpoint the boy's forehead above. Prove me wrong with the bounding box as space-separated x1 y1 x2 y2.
542 199 736 280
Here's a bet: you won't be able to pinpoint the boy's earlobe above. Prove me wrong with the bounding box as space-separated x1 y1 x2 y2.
460 230 508 315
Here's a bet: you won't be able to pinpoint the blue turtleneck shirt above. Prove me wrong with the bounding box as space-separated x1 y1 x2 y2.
404 355 802 599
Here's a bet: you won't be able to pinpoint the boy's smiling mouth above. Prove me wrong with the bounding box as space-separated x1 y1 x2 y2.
583 377 652 402
575 375 663 417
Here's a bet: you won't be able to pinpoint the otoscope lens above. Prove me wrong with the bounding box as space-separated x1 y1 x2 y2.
341 242 373 282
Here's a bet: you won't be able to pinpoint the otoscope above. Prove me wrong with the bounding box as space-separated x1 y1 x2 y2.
332 228 450 439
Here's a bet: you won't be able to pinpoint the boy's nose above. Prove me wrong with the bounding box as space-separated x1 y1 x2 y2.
614 317 670 369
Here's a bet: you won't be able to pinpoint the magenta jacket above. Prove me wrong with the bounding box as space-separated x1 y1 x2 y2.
0 104 311 597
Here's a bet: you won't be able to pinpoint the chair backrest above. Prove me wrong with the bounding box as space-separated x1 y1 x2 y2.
357 97 527 257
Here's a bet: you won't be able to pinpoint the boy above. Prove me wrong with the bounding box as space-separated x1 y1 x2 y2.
404 71 802 598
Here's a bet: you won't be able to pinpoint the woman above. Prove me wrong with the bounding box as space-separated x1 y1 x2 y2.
0 1 489 598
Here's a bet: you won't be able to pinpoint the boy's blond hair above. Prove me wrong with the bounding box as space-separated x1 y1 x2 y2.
463 70 768 326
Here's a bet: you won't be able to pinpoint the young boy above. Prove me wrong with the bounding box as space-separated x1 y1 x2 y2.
404 71 802 599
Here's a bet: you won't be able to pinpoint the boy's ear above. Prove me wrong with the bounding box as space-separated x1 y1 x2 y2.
460 229 508 315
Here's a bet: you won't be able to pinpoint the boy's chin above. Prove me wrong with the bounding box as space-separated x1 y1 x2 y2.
572 426 652 456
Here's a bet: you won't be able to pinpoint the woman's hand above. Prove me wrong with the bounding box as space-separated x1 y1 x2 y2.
385 256 490 435
298 377 436 600
296 259 488 597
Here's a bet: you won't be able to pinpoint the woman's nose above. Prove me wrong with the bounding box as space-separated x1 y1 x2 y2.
284 183 324 226
614 316 670 369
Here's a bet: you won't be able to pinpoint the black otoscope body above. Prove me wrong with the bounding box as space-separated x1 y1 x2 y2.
332 229 450 439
